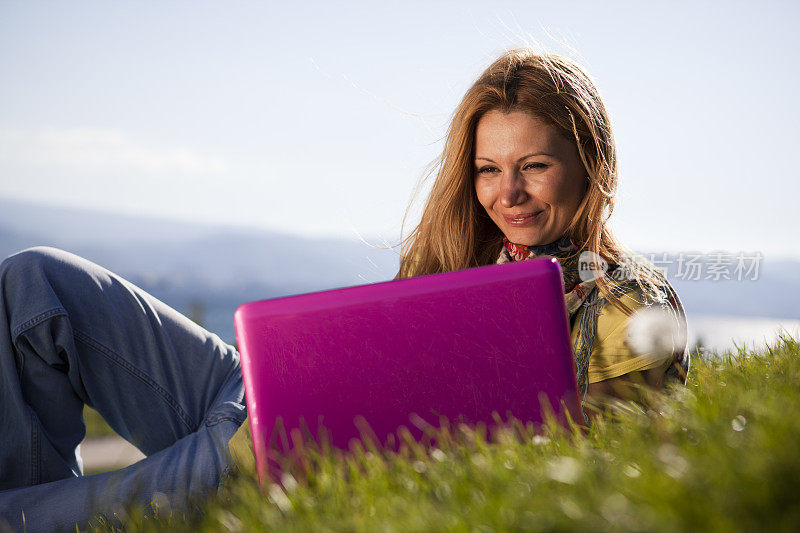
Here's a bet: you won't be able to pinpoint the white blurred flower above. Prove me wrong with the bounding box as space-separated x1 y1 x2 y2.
546 456 582 484
626 306 687 360
656 444 689 479
268 483 294 514
431 448 447 462
217 510 243 532
280 471 299 493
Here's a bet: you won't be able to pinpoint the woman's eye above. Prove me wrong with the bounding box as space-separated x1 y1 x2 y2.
524 163 547 170
476 163 545 174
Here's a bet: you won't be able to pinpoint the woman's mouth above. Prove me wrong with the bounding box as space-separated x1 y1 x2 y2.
503 211 543 226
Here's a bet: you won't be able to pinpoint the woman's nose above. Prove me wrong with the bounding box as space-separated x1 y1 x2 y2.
499 170 528 208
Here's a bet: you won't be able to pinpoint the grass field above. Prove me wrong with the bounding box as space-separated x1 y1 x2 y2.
90 332 800 532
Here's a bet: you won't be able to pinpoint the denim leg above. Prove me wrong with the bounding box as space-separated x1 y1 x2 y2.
0 246 247 531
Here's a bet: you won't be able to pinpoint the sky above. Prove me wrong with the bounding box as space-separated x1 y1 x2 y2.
1 0 798 259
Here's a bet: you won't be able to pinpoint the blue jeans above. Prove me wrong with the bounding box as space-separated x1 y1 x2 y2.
0 246 247 532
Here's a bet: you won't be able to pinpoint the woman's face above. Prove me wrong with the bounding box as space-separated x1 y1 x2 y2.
474 109 588 247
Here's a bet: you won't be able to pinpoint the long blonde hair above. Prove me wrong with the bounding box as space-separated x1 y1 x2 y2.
397 48 669 316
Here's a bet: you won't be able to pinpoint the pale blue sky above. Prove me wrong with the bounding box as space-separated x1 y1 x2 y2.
1 0 798 259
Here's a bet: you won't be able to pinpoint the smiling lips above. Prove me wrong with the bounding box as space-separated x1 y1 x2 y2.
503 210 543 226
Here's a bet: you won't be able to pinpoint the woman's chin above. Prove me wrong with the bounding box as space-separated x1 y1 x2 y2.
503 230 546 247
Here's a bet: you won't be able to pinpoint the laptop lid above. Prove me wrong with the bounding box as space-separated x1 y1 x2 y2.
234 257 580 482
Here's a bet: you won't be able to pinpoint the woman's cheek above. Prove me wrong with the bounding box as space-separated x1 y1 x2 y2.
474 179 496 208
542 174 575 206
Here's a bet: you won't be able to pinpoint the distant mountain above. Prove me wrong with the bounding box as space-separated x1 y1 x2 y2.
632 252 800 320
1 197 798 344
0 198 400 289
0 198 223 245
0 198 400 342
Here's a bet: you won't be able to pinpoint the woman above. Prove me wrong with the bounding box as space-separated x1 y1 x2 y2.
396 48 689 406
0 48 688 530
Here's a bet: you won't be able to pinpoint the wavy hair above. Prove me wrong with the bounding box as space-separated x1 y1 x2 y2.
396 48 669 316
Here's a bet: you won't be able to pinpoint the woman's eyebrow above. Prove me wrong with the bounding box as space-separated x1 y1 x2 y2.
475 152 556 163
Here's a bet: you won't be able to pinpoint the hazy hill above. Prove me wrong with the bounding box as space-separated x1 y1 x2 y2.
0 198 400 342
0 198 400 288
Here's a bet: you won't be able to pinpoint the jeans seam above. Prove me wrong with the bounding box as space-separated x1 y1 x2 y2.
11 307 67 339
13 307 62 487
10 306 195 432
72 328 195 432
30 409 40 485
205 415 243 427
217 464 233 495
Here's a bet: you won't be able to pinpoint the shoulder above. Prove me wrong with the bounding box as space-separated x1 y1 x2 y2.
595 284 647 342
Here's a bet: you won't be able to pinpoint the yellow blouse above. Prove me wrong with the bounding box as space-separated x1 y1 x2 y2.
571 286 675 384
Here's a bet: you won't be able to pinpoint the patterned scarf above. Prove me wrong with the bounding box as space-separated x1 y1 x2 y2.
496 236 599 316
495 235 690 400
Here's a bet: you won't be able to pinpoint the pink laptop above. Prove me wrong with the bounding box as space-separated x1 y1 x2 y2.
234 257 580 483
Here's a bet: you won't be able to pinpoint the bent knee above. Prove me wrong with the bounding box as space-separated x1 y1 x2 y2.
0 246 72 277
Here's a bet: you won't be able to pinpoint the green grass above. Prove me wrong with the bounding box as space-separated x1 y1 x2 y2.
91 333 800 532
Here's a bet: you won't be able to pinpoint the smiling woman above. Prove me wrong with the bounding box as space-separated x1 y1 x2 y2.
473 110 588 248
0 45 691 533
396 48 689 411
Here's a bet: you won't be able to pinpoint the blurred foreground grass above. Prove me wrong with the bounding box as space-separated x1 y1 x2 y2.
92 333 800 532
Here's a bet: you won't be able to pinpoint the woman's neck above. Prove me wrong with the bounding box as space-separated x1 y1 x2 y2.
502 236 576 259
